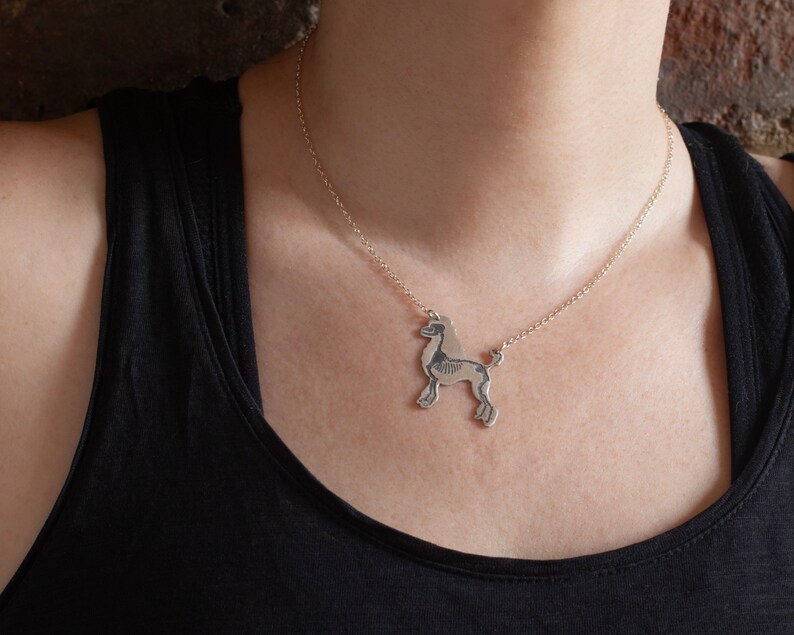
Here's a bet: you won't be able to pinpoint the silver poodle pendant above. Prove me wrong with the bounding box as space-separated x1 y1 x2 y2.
417 314 504 427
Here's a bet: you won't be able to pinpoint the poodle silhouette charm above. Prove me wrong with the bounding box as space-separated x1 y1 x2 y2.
417 314 504 427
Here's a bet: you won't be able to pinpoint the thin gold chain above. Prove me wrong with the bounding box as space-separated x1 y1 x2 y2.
294 22 674 355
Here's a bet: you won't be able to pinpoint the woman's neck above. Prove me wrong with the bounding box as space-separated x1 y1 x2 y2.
277 1 688 289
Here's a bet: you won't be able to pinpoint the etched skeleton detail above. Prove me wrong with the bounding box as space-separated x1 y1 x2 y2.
416 314 504 427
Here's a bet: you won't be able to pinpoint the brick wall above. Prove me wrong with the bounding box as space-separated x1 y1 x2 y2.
2 0 793 154
659 0 794 154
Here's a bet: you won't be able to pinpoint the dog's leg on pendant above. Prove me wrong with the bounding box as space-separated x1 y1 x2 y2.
472 374 498 427
417 375 440 408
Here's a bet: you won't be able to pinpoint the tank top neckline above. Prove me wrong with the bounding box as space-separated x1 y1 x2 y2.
174 75 794 580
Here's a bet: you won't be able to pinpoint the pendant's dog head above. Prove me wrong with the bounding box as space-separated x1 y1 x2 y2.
418 314 466 361
419 321 445 338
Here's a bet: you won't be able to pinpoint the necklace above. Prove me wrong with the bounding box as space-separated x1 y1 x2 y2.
294 23 674 428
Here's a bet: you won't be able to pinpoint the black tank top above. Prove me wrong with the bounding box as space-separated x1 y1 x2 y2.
2 75 794 633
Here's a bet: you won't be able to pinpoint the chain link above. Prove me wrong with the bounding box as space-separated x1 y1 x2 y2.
295 22 674 355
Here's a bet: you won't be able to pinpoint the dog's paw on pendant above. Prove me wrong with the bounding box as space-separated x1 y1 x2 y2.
416 314 503 427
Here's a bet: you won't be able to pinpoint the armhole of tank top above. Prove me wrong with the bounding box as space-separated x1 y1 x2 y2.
0 95 120 611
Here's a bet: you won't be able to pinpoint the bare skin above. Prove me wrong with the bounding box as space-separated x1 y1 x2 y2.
2 0 794 594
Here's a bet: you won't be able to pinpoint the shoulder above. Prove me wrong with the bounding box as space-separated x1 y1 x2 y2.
748 151 794 212
0 108 106 595
0 107 103 182
0 109 105 354
0 110 105 247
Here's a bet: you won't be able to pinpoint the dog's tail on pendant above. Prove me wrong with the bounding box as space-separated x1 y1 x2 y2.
485 349 504 369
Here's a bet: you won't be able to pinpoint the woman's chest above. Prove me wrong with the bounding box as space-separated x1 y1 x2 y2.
246 238 733 560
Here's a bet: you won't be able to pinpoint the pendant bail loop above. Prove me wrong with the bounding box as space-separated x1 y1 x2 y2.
428 309 440 321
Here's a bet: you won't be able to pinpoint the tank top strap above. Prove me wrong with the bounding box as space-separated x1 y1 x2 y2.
166 75 262 409
96 75 262 410
680 121 794 479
